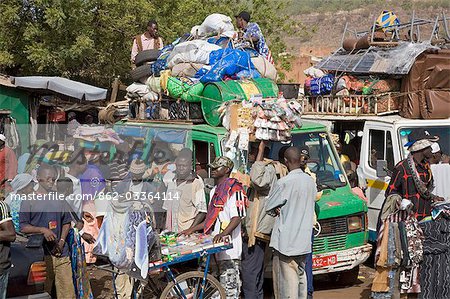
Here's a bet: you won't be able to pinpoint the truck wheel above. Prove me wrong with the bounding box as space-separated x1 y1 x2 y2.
135 49 160 66
330 265 360 286
130 64 154 82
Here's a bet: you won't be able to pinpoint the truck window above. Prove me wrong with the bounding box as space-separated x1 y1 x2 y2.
193 141 216 178
369 129 394 171
369 130 384 168
399 126 450 159
269 132 347 188
386 131 394 171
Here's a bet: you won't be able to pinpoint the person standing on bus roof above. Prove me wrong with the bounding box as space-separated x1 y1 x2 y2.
131 20 164 64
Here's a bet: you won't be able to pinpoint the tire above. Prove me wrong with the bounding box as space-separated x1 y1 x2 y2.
130 64 154 82
160 270 226 299
330 265 360 286
135 49 160 66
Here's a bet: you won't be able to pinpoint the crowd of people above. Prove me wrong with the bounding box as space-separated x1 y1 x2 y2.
1 11 449 299
0 123 448 299
0 124 323 299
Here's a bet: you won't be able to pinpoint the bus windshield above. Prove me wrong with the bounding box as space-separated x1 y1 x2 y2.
269 131 347 189
399 126 450 159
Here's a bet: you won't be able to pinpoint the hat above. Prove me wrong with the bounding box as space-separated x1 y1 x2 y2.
11 174 34 192
431 142 441 154
299 145 310 157
235 11 251 22
0 134 6 142
208 156 234 170
409 139 434 152
408 130 439 152
129 159 147 175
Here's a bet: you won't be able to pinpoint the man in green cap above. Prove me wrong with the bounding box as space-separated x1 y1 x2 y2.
181 156 248 299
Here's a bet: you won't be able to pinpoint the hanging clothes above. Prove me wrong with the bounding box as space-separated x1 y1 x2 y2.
67 228 94 299
372 194 424 298
419 216 450 299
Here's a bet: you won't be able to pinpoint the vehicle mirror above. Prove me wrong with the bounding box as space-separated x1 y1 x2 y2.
376 160 388 177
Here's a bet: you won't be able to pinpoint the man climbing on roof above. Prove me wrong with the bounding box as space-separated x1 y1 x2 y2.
131 20 164 64
235 11 273 64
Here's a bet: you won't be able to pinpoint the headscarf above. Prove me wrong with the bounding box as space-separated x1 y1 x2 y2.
10 173 33 192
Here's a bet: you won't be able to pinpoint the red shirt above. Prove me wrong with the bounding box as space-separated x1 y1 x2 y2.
0 147 17 187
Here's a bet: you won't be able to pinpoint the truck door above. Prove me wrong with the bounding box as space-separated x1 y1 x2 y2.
357 123 396 242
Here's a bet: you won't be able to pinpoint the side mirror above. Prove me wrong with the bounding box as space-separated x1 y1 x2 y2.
376 160 388 177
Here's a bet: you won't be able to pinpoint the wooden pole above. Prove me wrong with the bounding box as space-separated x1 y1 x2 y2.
110 77 120 103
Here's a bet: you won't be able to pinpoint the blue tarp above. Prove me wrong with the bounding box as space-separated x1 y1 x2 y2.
196 48 259 83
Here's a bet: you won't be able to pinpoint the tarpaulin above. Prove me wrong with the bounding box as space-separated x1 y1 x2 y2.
196 48 257 83
13 76 107 101
425 64 450 89
400 49 450 119
423 90 450 119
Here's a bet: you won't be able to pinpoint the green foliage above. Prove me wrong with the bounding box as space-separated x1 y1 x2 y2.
0 0 298 87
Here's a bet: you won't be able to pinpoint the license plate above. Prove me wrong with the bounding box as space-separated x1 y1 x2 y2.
313 254 337 268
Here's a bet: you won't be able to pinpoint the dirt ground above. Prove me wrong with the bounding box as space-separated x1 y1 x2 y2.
89 264 375 298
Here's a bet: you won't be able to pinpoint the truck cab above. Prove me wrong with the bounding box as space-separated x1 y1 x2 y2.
357 116 450 241
114 120 371 281
303 114 450 242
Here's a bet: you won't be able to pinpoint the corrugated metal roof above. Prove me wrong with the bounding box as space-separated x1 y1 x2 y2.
316 42 438 75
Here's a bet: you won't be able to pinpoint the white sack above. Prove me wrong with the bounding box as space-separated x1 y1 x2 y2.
167 40 221 68
251 56 278 81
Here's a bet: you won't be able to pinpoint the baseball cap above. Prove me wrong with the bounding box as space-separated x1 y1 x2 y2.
235 11 251 23
208 156 234 170
299 145 310 158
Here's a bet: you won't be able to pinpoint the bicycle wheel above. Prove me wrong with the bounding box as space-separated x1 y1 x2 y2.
160 270 226 299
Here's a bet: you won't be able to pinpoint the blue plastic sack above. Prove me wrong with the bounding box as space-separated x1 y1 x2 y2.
235 69 261 80
198 48 256 83
207 36 233 48
310 74 334 95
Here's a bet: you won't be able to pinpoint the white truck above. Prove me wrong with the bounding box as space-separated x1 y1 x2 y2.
302 109 450 242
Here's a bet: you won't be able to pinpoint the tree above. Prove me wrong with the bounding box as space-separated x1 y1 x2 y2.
0 0 296 87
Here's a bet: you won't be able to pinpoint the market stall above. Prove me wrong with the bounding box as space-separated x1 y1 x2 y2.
93 195 232 298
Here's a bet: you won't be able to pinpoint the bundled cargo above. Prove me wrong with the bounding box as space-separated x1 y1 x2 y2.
122 13 279 125
220 93 303 143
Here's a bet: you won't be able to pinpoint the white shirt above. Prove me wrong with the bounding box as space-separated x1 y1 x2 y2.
163 176 207 232
431 163 450 200
210 187 246 261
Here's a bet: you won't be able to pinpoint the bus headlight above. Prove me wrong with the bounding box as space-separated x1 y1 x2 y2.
347 215 363 232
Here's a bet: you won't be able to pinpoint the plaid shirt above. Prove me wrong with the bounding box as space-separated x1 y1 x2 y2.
386 159 433 220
